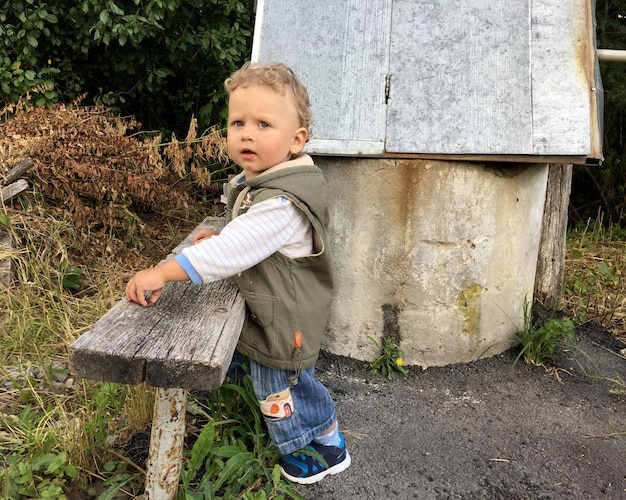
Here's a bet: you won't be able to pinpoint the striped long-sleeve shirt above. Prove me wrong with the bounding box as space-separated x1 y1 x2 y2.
175 195 313 284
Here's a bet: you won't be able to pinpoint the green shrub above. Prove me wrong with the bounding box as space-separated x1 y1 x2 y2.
1 0 254 133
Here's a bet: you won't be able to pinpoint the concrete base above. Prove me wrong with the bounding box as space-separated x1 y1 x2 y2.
316 158 549 368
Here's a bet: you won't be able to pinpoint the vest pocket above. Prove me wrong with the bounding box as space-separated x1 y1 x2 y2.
243 292 281 354
246 292 276 327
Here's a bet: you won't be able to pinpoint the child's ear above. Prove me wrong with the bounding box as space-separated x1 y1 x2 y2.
290 127 308 155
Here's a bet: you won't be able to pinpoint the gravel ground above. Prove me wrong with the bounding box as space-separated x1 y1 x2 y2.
297 320 626 500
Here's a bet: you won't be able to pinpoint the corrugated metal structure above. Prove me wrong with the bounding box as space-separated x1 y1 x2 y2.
253 0 602 163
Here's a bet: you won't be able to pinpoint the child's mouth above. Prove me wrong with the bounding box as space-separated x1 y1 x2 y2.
241 149 256 159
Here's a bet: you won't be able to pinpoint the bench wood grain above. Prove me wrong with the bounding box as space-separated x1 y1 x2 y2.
70 219 245 391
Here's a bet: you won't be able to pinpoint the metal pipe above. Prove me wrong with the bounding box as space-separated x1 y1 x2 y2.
144 387 188 499
597 49 626 62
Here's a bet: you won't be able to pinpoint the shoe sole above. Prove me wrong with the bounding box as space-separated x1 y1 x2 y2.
280 450 352 485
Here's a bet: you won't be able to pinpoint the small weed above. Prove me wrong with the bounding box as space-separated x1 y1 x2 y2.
4 450 77 499
367 336 409 380
515 301 575 367
606 373 626 395
59 258 84 290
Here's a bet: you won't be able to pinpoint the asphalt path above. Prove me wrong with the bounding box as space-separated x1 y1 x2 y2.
297 322 626 499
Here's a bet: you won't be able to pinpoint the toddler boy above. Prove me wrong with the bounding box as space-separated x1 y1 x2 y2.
126 61 350 484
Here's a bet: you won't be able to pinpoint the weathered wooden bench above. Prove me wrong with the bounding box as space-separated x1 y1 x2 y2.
70 218 245 499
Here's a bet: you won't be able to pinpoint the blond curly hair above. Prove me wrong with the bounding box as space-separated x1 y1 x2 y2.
224 61 312 133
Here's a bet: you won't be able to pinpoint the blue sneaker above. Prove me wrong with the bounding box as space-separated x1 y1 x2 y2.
279 433 351 484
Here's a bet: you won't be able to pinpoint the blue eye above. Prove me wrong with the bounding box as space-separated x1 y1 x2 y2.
259 121 270 128
232 120 243 127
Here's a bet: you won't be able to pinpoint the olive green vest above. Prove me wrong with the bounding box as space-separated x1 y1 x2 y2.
225 157 333 370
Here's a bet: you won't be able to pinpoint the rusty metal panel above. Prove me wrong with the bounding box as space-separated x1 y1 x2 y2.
530 0 598 156
253 0 391 155
386 0 533 154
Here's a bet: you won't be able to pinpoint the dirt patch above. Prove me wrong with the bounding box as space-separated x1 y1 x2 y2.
299 317 626 499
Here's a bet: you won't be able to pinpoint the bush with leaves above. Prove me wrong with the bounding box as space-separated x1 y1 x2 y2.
0 0 254 133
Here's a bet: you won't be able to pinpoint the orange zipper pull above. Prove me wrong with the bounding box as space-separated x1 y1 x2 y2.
290 332 303 386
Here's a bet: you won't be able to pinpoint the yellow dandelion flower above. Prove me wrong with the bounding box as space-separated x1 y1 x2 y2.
396 358 404 366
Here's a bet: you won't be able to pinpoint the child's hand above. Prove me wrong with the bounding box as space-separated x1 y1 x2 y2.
126 268 166 306
193 228 219 245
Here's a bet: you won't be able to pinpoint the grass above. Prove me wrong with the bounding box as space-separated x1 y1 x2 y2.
515 300 575 367
563 215 626 342
0 208 155 497
514 213 626 385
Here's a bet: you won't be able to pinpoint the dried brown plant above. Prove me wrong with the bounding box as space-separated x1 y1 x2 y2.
1 100 232 258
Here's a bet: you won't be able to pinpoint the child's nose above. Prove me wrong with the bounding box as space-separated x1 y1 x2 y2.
241 125 254 140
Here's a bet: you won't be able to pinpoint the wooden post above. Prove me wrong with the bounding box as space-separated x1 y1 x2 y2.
144 388 189 499
534 164 573 308
2 157 33 184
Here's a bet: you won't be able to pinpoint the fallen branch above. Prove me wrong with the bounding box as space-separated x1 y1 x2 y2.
2 157 33 185
1 179 29 203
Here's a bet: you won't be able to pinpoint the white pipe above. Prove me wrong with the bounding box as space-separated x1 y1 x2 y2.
251 0 265 62
597 49 626 62
144 387 188 499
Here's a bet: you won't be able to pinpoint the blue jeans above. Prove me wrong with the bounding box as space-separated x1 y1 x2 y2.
228 352 337 455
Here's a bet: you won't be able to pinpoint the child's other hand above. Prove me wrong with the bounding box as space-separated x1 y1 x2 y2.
193 228 219 244
126 268 166 306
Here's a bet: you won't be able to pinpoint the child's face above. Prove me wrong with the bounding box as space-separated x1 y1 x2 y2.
227 84 308 179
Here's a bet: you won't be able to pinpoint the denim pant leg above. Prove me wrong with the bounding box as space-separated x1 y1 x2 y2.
226 350 248 381
248 359 337 456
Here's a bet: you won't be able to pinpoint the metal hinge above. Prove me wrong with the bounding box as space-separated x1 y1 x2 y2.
385 74 392 104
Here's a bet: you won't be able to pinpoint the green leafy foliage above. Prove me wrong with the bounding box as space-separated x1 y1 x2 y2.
0 0 254 133
59 258 84 290
0 405 78 500
4 451 77 499
0 212 10 227
181 376 303 499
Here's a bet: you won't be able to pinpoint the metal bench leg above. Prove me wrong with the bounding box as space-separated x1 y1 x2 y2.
144 387 188 499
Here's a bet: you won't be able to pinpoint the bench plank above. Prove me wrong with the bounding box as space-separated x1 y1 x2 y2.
70 219 245 390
